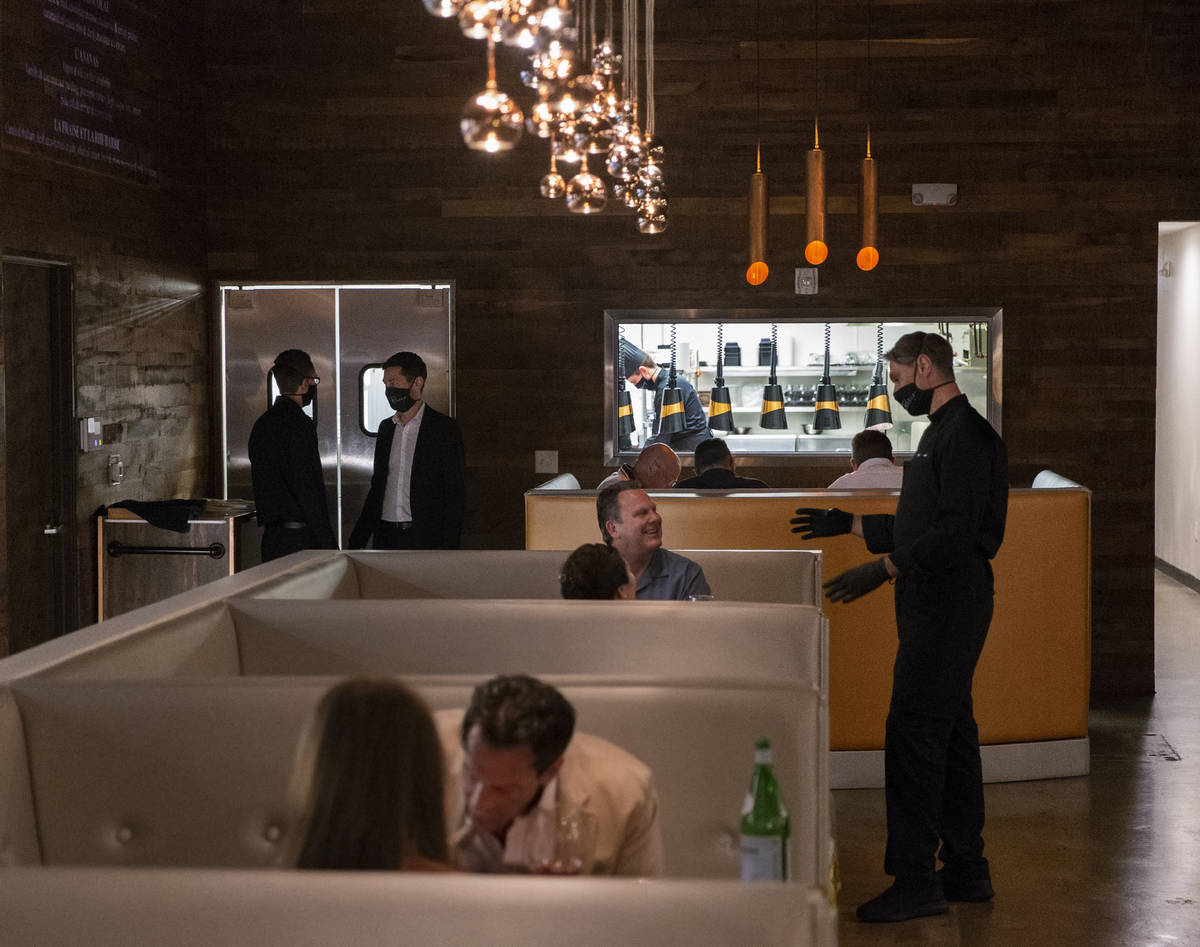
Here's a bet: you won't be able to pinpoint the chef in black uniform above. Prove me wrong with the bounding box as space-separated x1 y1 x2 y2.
619 339 710 453
248 349 337 562
791 331 1008 923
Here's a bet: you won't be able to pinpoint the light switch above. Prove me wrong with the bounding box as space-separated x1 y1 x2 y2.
535 450 558 474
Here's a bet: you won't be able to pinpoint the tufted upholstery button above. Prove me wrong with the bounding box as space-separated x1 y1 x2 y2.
264 822 282 843
115 825 134 845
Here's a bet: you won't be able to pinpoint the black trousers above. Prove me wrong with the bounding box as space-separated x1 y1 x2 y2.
261 525 319 563
374 521 421 550
883 557 994 882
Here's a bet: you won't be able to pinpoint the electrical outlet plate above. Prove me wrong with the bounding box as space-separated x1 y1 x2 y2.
795 268 818 295
912 183 958 206
534 450 558 474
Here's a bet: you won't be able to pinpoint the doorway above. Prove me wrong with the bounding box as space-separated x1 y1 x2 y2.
219 282 455 550
1 257 77 654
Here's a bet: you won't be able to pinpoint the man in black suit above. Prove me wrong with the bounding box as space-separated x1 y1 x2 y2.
349 351 465 549
248 349 337 562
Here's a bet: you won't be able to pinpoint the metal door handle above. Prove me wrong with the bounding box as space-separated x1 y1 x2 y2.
43 523 63 535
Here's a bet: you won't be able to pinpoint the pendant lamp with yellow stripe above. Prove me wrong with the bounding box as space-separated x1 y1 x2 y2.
708 323 734 432
813 323 841 431
658 324 686 435
864 324 893 431
759 324 787 429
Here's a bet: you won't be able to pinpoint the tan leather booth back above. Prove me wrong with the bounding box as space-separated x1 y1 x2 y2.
526 487 1092 749
248 549 822 604
228 599 824 684
0 871 836 947
2 677 825 886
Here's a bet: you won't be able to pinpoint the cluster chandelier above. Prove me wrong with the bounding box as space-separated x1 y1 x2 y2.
422 0 668 233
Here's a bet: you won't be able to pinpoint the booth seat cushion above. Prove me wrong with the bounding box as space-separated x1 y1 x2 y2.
7 677 825 885
229 599 825 687
0 870 836 947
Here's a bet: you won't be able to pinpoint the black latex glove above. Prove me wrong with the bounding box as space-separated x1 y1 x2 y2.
824 559 891 604
790 507 853 539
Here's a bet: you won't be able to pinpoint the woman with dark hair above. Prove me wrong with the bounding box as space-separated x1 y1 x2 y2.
560 542 637 600
292 677 450 871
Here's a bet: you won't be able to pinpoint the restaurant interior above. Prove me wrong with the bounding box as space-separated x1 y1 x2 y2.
2 0 1199 942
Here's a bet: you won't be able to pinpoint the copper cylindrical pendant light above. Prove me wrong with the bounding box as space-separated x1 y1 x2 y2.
708 323 735 431
804 122 828 266
746 4 768 286
857 133 879 271
747 157 769 286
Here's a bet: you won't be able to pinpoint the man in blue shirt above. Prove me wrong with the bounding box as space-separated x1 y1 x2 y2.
596 483 710 600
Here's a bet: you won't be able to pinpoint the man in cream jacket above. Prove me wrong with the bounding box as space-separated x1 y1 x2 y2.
437 674 663 876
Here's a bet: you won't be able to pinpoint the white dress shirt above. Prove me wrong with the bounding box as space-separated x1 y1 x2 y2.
827 456 905 489
382 401 425 522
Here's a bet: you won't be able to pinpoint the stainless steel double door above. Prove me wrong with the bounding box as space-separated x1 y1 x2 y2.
221 284 454 548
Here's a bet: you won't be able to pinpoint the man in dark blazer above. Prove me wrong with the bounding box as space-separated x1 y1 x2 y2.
349 351 465 550
248 349 337 561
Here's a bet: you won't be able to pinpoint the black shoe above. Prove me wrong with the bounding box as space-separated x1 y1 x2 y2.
856 881 949 923
937 868 995 902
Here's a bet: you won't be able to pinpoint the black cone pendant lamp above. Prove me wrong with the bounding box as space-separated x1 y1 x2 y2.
759 324 788 429
658 324 685 434
617 334 636 448
864 323 893 431
813 323 841 431
708 323 734 431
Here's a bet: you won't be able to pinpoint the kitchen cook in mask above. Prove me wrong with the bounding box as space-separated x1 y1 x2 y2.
619 338 661 389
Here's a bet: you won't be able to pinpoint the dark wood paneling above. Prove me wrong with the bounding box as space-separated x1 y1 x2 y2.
196 0 1198 696
0 2 209 648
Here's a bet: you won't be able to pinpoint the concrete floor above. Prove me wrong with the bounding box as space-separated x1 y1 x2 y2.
833 570 1200 946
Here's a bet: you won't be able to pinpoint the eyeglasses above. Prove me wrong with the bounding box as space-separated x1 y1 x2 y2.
305 376 320 386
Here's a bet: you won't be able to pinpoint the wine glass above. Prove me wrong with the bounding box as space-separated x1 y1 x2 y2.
522 808 596 875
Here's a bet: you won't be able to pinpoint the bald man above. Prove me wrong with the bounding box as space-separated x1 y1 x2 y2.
597 443 681 490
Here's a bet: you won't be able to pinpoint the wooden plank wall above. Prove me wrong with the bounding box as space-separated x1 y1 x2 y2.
205 1 1184 695
0 2 209 647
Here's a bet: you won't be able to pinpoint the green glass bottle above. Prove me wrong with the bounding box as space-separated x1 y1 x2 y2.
739 737 790 881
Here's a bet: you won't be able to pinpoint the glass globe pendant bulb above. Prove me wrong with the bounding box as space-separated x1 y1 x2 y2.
565 157 607 214
527 87 556 137
461 37 524 153
458 0 502 40
551 124 583 163
540 154 566 198
591 39 620 77
422 0 467 18
637 211 668 234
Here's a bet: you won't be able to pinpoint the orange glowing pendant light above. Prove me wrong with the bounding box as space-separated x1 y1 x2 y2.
803 1 827 266
856 0 880 271
746 0 768 286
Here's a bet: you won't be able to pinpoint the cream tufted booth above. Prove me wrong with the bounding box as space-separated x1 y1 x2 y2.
0 870 836 947
0 677 827 884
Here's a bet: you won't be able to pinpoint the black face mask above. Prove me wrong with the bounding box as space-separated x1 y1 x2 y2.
299 389 314 408
386 385 417 413
634 375 659 391
893 379 953 417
